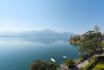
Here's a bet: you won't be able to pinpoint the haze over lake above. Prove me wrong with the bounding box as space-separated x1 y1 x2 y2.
0 30 79 70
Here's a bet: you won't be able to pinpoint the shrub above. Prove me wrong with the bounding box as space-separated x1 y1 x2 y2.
64 58 75 69
30 60 47 70
30 60 57 70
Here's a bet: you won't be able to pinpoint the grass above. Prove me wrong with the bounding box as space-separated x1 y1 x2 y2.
93 62 104 70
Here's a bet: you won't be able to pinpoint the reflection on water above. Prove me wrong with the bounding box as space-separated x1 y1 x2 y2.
0 37 79 70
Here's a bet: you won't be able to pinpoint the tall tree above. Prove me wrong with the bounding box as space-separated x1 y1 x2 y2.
69 30 102 56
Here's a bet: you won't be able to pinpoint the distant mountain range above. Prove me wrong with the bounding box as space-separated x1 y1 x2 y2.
0 29 74 43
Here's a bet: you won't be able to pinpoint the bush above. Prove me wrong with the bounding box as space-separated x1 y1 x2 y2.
30 60 47 70
79 56 85 62
64 58 75 68
30 60 57 70
47 61 57 70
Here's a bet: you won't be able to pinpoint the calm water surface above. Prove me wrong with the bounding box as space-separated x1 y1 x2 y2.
0 37 79 70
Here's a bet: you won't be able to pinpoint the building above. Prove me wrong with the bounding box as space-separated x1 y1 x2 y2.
93 25 100 33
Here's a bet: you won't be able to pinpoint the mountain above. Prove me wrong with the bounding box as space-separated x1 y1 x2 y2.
0 29 74 43
23 29 74 43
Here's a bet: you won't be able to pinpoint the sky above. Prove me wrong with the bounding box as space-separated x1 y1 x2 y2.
0 0 104 34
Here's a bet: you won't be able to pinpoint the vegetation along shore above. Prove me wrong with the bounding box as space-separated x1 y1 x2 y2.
30 25 104 70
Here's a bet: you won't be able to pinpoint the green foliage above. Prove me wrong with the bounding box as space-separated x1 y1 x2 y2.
30 60 57 70
101 41 104 48
30 60 47 70
91 56 97 62
47 61 57 70
70 31 102 56
64 58 75 68
79 56 84 62
94 62 104 69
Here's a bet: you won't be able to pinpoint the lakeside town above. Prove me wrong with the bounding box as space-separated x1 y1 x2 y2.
0 0 104 70
30 26 104 70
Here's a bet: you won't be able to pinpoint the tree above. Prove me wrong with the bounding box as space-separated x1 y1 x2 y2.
101 41 104 48
30 60 57 70
30 60 47 70
69 30 102 56
64 58 75 69
80 32 102 55
47 61 57 70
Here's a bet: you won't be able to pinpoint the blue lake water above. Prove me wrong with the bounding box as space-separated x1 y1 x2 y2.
0 37 79 70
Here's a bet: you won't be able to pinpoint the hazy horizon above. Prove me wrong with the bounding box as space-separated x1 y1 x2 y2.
0 0 104 34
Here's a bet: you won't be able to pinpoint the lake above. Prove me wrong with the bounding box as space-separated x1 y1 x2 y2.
0 37 79 70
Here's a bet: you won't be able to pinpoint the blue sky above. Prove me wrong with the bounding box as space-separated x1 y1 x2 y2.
0 0 104 33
